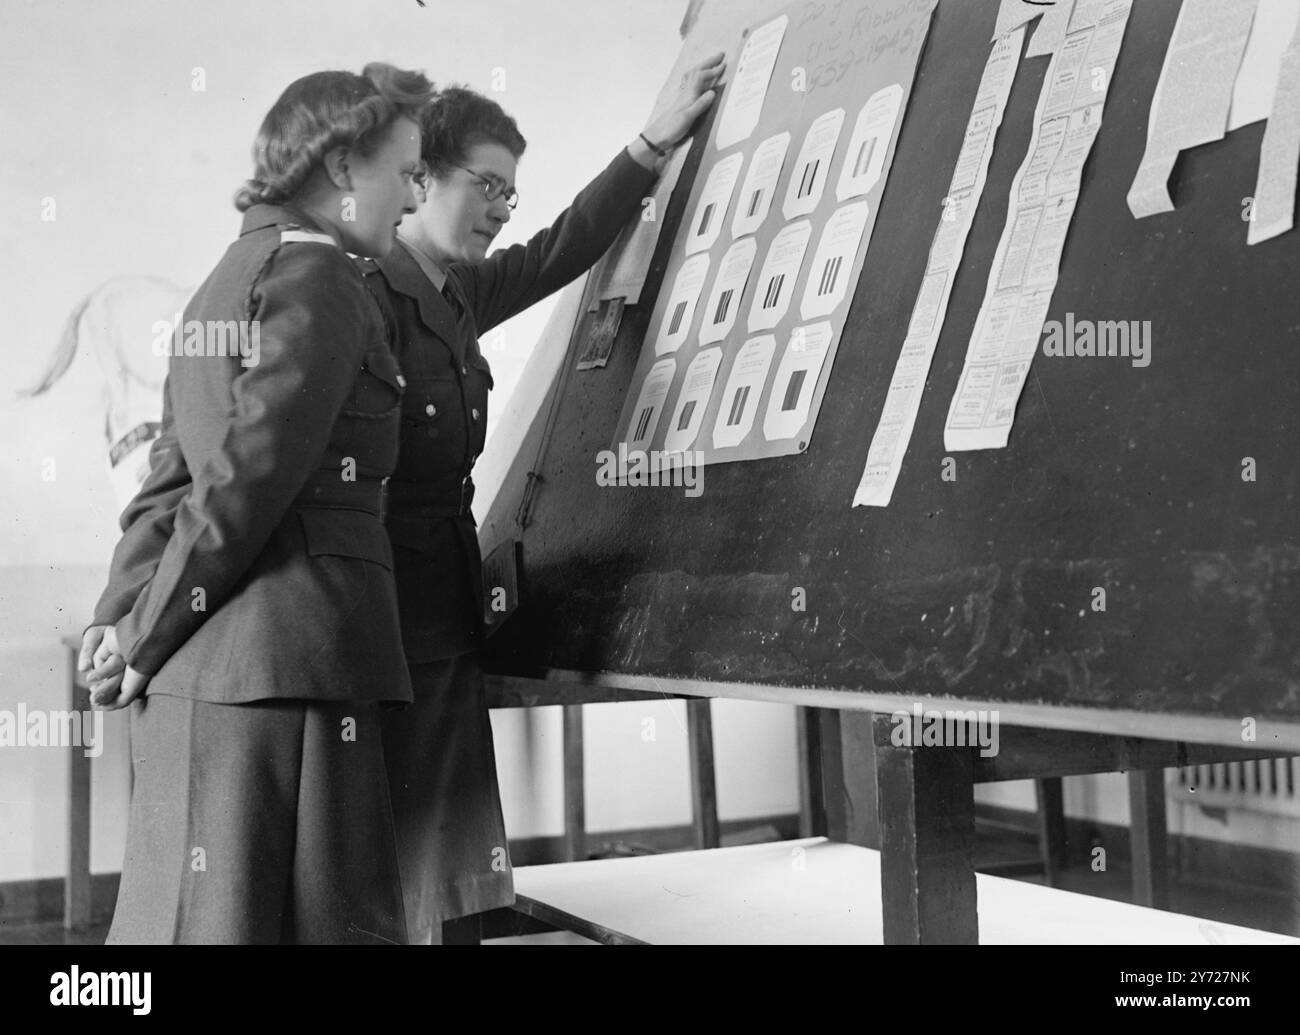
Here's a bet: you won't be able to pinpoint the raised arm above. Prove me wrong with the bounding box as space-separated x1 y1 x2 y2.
455 52 726 333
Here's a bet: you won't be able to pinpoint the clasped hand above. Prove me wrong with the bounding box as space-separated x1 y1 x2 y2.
78 626 151 710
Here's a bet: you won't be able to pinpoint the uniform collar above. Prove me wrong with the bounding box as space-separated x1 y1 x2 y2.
376 236 465 351
239 202 339 242
395 236 448 292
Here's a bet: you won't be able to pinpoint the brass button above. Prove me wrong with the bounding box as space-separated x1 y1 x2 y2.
461 365 468 376
471 408 480 421
396 373 407 388
425 403 437 417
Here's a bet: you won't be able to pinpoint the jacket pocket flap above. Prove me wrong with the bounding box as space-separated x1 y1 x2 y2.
362 347 405 392
299 508 394 570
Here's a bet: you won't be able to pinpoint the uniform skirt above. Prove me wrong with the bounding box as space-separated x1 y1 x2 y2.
107 692 408 945
380 653 515 944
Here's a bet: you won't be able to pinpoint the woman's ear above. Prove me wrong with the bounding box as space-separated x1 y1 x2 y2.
322 145 353 191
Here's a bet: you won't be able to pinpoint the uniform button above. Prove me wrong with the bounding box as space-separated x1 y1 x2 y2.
471 408 481 421
461 365 468 376
396 374 407 388
425 403 437 417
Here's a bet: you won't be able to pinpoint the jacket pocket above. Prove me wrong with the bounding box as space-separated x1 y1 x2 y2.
345 346 405 417
468 347 495 390
299 508 394 571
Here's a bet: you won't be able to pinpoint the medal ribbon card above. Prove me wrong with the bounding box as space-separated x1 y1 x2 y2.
615 0 938 466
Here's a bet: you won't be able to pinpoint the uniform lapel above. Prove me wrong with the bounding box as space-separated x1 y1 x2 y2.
375 241 466 366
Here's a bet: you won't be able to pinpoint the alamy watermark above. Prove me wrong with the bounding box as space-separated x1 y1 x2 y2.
151 314 261 367
1041 312 1151 368
888 703 1000 757
0 704 104 757
595 445 704 498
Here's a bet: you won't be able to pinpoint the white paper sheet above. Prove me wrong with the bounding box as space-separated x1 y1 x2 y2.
945 0 1133 452
782 109 846 219
731 132 790 239
854 26 1026 506
686 153 746 256
1026 0 1077 58
836 86 905 201
763 322 833 442
1228 0 1300 130
1128 0 1259 218
800 201 872 319
663 347 725 452
711 335 776 448
716 14 788 151
622 356 678 449
747 220 812 332
699 237 758 344
1247 21 1300 244
653 252 711 356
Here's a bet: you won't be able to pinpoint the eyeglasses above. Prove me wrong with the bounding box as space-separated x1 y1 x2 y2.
419 161 518 210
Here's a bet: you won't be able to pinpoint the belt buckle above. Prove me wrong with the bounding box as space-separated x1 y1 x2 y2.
459 475 469 516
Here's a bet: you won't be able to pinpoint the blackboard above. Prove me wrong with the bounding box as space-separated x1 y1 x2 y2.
482 0 1300 750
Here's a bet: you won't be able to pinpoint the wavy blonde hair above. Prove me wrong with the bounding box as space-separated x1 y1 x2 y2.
234 62 434 212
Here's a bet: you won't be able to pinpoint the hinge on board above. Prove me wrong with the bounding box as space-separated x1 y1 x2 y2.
515 470 543 530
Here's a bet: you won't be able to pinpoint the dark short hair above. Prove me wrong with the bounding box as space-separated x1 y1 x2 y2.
234 62 435 212
419 85 527 179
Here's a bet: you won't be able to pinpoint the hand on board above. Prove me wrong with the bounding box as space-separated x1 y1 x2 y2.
642 51 728 152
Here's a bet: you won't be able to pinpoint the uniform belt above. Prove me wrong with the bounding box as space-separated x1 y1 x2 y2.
386 474 475 518
293 470 389 518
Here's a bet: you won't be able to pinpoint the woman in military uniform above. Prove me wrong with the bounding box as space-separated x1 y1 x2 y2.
79 64 433 943
365 55 725 944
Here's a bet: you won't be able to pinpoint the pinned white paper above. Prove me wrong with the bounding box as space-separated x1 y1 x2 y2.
763 322 833 442
662 347 725 453
712 336 776 449
731 132 791 239
717 14 788 151
622 357 678 449
653 253 711 356
836 85 904 201
783 109 846 219
686 153 746 256
800 201 871 320
748 220 812 332
700 238 758 345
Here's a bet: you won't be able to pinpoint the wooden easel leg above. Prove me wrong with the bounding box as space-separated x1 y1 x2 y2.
1128 769 1169 909
873 714 978 944
1035 776 1067 886
796 707 822 838
686 699 720 849
562 705 585 862
805 709 880 848
65 654 91 930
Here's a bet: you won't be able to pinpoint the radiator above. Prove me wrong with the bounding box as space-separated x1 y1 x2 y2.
1174 758 1300 818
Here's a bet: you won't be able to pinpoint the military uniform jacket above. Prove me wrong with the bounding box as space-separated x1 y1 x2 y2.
91 204 413 706
365 147 657 662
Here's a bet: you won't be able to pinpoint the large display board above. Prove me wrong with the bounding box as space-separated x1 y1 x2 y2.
482 0 1300 746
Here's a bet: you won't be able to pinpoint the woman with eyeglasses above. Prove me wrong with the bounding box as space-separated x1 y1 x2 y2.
78 63 433 943
361 56 725 944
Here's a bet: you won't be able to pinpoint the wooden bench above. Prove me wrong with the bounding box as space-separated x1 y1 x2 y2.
502 837 1297 945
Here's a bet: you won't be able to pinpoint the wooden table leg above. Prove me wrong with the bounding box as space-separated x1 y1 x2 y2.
686 699 720 849
562 705 585 862
1035 776 1067 886
1128 769 1169 909
65 650 91 930
873 714 977 944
